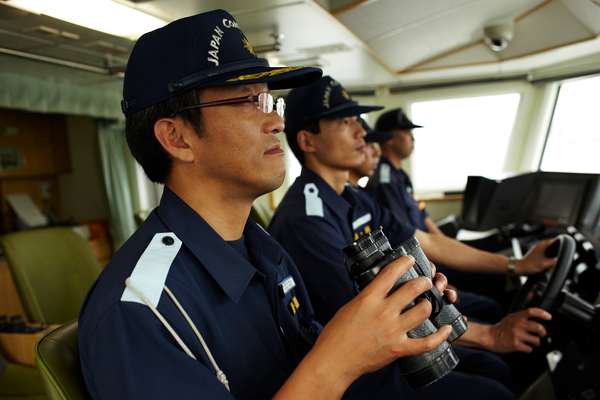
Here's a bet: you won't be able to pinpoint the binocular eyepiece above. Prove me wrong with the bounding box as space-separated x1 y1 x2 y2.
343 228 467 388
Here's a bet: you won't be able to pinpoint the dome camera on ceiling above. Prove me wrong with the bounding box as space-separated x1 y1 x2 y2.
483 21 514 52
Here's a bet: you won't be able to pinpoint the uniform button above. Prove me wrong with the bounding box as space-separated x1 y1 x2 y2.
162 235 175 246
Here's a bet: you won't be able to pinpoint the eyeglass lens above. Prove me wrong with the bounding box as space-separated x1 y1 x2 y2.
257 92 285 119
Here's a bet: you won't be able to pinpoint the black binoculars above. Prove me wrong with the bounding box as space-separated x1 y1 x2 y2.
343 227 467 388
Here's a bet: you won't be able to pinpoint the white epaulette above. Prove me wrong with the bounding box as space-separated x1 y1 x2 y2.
304 183 324 217
380 163 391 184
121 232 182 307
352 213 372 230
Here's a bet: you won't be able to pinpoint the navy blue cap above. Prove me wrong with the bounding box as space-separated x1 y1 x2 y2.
360 117 394 144
285 76 383 139
375 108 423 131
122 9 322 115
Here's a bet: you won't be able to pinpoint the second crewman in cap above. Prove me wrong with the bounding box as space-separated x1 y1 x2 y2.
367 108 444 234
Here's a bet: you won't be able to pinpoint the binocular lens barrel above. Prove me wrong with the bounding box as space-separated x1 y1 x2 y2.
399 237 468 342
344 228 460 388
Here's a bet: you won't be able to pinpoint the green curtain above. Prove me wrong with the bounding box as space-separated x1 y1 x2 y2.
97 120 137 248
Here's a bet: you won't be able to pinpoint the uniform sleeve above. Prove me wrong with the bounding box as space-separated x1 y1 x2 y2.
81 303 236 400
370 181 412 228
371 196 416 249
277 217 358 325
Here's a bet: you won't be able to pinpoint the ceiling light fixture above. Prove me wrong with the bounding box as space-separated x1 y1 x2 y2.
3 0 167 40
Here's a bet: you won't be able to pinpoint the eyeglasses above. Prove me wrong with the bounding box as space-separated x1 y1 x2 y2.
171 92 285 119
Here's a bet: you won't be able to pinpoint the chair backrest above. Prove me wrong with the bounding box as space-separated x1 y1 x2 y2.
0 356 47 398
36 322 90 400
0 227 102 324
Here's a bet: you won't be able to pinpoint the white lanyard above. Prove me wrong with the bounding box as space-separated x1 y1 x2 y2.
125 278 230 392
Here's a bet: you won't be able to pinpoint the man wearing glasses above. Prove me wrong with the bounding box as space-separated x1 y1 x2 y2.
78 10 453 400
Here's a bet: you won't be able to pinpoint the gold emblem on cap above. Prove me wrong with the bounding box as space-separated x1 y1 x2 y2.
242 36 256 56
227 66 302 82
341 89 350 100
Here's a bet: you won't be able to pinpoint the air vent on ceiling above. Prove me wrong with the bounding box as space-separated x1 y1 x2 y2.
60 31 79 40
27 25 80 40
32 25 59 36
280 56 328 69
298 43 352 55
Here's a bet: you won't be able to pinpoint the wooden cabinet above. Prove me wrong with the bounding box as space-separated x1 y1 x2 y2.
0 108 70 232
0 109 71 177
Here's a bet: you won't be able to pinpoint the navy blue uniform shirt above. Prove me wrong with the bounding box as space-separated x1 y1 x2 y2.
366 156 429 231
79 188 318 400
268 169 517 400
269 167 415 326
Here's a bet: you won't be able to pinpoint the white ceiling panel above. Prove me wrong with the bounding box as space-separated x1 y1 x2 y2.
338 0 479 41
1 0 600 91
413 43 498 70
127 0 397 85
349 0 544 70
559 0 600 34
391 35 600 87
130 0 304 22
411 0 595 70
499 0 593 59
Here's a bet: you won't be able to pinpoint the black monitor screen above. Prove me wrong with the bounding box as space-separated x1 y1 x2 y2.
461 172 599 230
481 173 537 229
461 176 498 230
529 175 589 226
476 172 537 230
579 177 600 231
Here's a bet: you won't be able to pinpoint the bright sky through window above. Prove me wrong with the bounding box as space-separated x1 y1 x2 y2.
541 75 600 174
410 93 521 193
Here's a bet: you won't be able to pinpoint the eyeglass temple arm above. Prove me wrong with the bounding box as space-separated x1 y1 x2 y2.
174 95 256 114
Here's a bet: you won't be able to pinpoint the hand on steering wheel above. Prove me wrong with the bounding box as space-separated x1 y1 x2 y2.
511 235 576 312
515 239 558 275
488 308 552 353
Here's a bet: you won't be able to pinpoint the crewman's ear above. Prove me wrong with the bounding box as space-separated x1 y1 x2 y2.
297 129 318 155
154 117 195 163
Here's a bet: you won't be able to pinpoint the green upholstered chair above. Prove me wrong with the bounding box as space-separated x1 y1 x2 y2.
0 355 47 400
0 228 102 324
36 322 89 400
